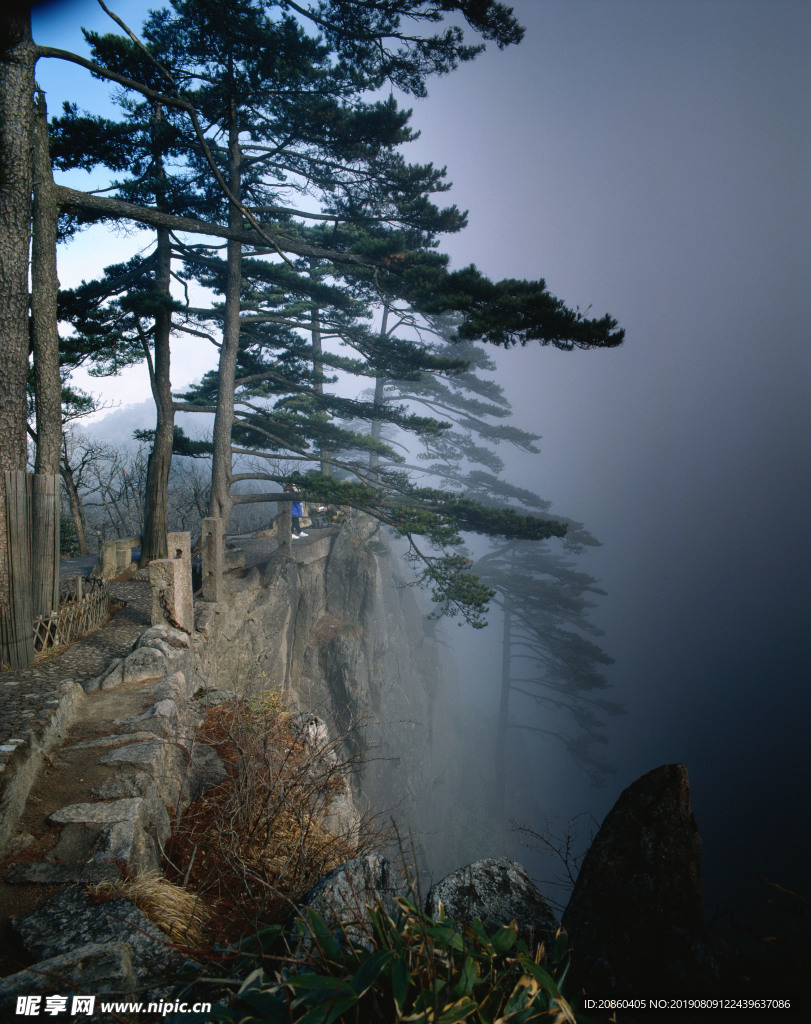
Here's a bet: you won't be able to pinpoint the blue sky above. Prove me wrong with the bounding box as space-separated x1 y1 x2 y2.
31 0 811 916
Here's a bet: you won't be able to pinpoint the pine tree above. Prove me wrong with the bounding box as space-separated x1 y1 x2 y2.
48 21 206 563
1 0 629 638
475 534 623 814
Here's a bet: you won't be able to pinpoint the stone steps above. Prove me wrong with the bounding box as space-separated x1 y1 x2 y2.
0 626 225 1009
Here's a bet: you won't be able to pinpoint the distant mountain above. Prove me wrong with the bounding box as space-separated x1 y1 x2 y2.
82 401 214 449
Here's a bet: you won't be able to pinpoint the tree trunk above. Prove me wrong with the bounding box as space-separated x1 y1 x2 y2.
31 89 62 476
209 108 242 526
60 461 89 556
140 226 173 564
494 596 512 819
30 89 63 617
0 7 35 665
141 102 176 565
368 303 390 481
309 260 331 476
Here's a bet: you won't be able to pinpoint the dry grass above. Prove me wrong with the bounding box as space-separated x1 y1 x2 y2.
163 692 379 949
89 872 205 949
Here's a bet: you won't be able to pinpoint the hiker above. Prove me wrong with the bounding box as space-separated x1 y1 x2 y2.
285 483 307 539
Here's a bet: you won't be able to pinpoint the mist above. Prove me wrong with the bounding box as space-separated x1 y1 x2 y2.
398 0 810 925
31 0 809 933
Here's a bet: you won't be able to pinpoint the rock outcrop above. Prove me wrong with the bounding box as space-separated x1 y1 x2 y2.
562 763 719 996
426 857 559 952
300 853 403 947
2 522 451 1003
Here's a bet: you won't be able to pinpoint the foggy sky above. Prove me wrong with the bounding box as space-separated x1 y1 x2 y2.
32 0 810 916
400 0 810 915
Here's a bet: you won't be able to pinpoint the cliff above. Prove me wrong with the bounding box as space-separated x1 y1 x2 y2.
0 518 460 1002
191 516 458 855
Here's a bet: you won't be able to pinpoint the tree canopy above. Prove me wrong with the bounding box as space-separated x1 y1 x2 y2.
0 0 625 663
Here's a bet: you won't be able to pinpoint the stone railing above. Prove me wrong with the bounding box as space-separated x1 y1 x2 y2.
93 536 141 580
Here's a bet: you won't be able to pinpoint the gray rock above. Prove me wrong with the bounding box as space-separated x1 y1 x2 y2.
49 797 148 825
12 885 184 984
100 739 172 776
85 657 123 693
301 854 403 944
319 783 360 842
5 861 119 885
138 626 191 651
98 738 182 814
0 941 136 1013
562 764 719 995
92 770 154 801
137 630 191 678
43 821 111 869
193 688 236 708
291 713 331 753
100 647 169 690
4 832 35 855
67 731 159 750
180 741 227 806
426 857 558 952
47 794 167 874
88 819 161 874
116 698 182 740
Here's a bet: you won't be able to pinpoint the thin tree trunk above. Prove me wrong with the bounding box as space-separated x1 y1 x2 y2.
141 101 175 564
0 7 35 653
31 89 62 475
60 462 89 556
30 89 62 618
209 106 242 526
140 227 173 564
494 596 512 819
309 259 331 476
368 303 390 481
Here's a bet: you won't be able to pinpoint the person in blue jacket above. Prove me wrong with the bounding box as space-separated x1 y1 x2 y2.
285 483 307 538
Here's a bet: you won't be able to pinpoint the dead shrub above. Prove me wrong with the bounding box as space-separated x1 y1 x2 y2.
163 690 382 949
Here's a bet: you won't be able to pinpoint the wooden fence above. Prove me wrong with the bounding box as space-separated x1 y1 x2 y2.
31 575 111 655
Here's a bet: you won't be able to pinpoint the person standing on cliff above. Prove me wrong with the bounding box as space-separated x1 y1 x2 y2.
285 483 307 539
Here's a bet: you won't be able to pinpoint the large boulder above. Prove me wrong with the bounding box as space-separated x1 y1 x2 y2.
425 857 558 952
562 763 719 995
300 853 402 947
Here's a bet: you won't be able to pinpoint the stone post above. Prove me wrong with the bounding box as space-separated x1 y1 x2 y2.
167 531 193 623
149 556 193 633
166 530 191 566
201 517 224 602
98 539 118 579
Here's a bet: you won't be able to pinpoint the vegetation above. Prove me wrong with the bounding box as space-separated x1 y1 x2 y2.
163 690 382 949
0 0 626 666
146 686 578 1021
201 900 577 1024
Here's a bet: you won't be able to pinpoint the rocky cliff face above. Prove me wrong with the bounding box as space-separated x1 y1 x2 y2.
191 517 458 861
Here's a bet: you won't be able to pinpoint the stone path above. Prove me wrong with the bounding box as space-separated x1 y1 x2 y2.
0 528 335 764
0 579 151 760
